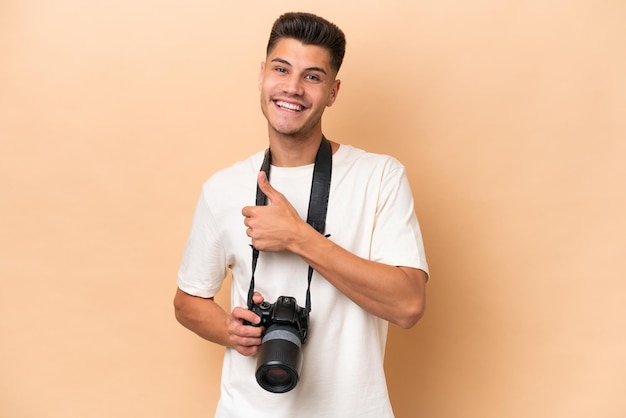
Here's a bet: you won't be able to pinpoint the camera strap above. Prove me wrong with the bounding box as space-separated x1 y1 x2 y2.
247 136 333 316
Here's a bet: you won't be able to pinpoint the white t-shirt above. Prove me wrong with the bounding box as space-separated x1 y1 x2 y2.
178 144 428 418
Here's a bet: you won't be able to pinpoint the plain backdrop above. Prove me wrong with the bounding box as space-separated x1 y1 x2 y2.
1 1 625 417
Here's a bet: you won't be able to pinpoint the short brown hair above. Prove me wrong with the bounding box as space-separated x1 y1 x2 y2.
266 12 346 74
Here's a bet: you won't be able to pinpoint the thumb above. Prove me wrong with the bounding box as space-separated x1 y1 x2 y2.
258 171 280 202
252 291 265 305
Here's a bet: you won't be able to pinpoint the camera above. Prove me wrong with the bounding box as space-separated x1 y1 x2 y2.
247 296 309 393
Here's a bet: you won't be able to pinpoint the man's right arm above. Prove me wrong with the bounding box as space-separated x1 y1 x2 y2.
173 287 264 356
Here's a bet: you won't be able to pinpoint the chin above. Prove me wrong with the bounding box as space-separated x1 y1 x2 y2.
270 123 304 137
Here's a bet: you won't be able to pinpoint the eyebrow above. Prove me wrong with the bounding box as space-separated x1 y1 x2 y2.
270 58 327 75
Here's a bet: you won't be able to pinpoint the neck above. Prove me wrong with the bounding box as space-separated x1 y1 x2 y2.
267 131 324 167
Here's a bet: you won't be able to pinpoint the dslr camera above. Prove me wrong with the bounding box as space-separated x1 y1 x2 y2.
247 296 309 393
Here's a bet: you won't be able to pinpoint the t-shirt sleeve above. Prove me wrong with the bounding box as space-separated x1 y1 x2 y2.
177 189 228 298
371 161 429 277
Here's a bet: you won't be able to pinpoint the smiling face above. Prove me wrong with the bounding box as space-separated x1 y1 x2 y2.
258 38 340 141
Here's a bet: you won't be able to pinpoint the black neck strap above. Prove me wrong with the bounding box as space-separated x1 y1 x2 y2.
247 137 333 314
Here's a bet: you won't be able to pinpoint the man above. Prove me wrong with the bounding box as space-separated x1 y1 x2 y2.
174 12 428 417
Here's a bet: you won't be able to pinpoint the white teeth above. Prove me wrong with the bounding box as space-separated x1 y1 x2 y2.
276 101 303 111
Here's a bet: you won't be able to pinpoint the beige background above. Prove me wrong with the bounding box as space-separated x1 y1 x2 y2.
1 1 625 417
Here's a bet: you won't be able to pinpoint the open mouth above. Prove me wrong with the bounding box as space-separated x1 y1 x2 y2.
275 100 304 112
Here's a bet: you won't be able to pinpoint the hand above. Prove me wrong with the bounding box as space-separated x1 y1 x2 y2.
242 171 310 252
227 292 265 356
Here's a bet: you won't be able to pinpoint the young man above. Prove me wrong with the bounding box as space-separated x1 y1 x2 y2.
174 12 428 417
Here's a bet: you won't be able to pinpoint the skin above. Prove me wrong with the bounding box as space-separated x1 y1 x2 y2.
174 37 427 356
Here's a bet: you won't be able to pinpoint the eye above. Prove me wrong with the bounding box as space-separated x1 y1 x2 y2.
305 74 320 81
275 67 287 73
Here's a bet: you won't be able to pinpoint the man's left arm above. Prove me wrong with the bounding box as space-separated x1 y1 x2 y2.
242 171 426 328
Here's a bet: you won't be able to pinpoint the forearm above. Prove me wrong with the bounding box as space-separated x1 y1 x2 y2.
290 227 427 328
173 288 230 346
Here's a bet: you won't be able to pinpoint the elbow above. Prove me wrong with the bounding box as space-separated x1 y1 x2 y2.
173 288 191 326
392 267 427 329
173 296 184 325
173 287 217 331
394 297 425 329
174 302 185 326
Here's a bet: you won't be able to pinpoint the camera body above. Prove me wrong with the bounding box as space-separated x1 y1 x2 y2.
249 296 309 342
247 296 309 393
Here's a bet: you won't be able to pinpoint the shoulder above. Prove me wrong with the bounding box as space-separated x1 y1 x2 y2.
334 144 406 174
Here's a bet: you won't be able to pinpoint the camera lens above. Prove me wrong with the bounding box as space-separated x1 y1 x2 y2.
266 367 290 384
255 325 303 393
259 365 292 388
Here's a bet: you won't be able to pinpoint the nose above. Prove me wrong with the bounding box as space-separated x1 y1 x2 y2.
281 74 304 96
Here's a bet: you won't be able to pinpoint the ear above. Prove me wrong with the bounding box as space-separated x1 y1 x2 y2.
258 62 266 91
326 79 341 107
